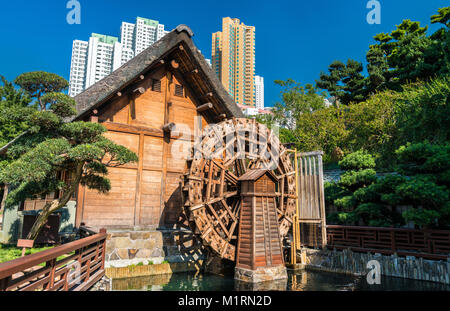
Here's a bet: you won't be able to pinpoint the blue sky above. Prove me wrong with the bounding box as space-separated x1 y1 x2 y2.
0 0 447 107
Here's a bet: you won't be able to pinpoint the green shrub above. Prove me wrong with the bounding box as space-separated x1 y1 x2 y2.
339 150 376 171
324 182 348 205
402 208 440 227
339 169 377 191
395 176 449 208
334 195 356 210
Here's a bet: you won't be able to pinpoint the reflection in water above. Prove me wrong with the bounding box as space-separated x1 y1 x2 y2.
111 270 450 291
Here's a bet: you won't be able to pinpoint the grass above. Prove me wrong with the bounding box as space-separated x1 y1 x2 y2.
0 244 54 263
0 244 74 265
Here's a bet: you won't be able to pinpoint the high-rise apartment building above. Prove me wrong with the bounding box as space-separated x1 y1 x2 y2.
254 75 264 109
68 40 89 97
69 17 169 97
212 17 256 107
85 34 121 89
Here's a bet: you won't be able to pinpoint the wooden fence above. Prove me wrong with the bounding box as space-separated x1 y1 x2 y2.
327 225 450 260
0 228 107 291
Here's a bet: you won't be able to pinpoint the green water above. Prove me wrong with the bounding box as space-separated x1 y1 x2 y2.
111 270 450 291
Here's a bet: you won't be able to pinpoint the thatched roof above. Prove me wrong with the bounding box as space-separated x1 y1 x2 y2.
72 24 243 122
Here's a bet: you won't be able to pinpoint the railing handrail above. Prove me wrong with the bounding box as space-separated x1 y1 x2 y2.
0 229 106 280
326 225 450 234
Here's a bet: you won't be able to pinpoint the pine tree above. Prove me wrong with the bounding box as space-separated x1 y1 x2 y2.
0 72 138 240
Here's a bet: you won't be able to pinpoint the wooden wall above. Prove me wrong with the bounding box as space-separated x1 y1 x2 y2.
76 68 207 229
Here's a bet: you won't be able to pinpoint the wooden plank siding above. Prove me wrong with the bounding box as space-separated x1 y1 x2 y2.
236 172 285 270
76 71 202 229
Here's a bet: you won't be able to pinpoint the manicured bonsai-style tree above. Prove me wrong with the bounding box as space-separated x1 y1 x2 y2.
326 150 403 227
0 71 138 240
394 142 450 228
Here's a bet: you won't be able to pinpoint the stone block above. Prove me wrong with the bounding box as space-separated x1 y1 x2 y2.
151 248 163 257
114 237 132 249
136 249 152 259
117 248 129 260
235 265 287 283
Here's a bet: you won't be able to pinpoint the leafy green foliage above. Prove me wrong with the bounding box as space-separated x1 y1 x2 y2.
14 72 68 110
326 143 450 228
395 142 450 176
270 80 326 131
263 8 449 168
395 176 448 208
324 182 348 205
0 77 33 144
402 208 440 228
41 92 77 118
339 169 377 191
394 77 450 145
338 150 376 170
316 59 367 106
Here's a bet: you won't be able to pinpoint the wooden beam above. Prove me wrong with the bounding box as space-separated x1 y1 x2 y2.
200 92 213 99
139 75 145 80
171 60 179 69
117 91 122 97
102 121 195 141
196 102 213 112
162 122 176 132
133 87 145 95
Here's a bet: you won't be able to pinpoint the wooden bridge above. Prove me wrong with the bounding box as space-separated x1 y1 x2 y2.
0 228 107 291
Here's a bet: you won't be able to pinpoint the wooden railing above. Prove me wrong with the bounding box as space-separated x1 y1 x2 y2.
0 228 107 291
326 225 450 260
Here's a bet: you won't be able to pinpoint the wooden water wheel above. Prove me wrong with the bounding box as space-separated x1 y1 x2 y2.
182 118 296 261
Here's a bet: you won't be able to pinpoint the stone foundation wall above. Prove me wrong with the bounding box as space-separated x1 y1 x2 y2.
302 248 450 284
234 265 287 283
105 229 205 270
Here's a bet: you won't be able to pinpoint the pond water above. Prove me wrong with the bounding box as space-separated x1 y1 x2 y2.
111 270 450 291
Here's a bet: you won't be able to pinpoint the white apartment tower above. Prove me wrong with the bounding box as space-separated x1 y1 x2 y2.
255 75 264 109
69 17 169 97
68 40 88 97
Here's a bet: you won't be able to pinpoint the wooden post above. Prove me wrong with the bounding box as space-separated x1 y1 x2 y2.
294 150 301 258
0 276 10 291
17 239 34 257
317 153 327 247
46 259 56 290
391 230 396 253
100 228 107 270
